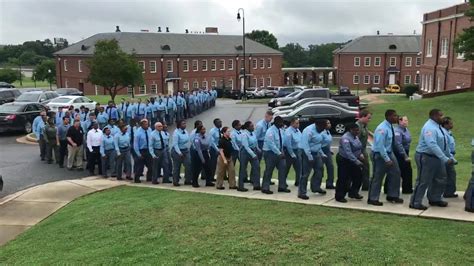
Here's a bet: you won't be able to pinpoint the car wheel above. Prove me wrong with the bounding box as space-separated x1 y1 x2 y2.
334 123 346 134
24 121 32 134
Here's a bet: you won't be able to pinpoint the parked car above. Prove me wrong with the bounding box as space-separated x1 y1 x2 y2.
14 90 59 106
279 103 359 134
222 89 241 99
46 96 97 111
338 86 351 95
367 87 382 93
264 87 279 98
55 88 84 96
0 102 47 133
268 88 360 108
0 88 21 105
275 87 303 98
246 87 264 98
272 97 358 116
385 84 401 93
0 82 15 88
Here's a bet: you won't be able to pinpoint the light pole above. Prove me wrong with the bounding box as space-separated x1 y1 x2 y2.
237 8 246 101
47 69 52 90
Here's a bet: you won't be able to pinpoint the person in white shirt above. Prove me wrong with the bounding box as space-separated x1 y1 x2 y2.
86 122 103 175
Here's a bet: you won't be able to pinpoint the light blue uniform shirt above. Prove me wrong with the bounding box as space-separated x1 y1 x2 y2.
321 129 332 148
97 112 109 125
188 94 196 105
34 119 45 139
105 125 120 136
209 127 220 152
165 97 177 112
33 116 44 140
149 130 169 158
371 120 395 162
100 134 116 156
176 96 186 107
145 104 154 118
133 127 152 155
55 111 65 126
299 124 324 161
114 132 131 155
447 130 455 156
262 125 283 155
339 132 363 165
441 127 455 158
241 129 259 158
255 119 271 142
105 106 119 120
172 128 190 155
416 119 450 163
155 99 166 111
124 104 134 118
134 102 146 117
284 126 302 158
230 129 243 151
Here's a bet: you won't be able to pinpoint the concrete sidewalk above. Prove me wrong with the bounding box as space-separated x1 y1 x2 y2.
0 176 472 247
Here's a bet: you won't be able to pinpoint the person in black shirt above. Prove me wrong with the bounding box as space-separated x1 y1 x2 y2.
66 120 84 170
216 127 237 189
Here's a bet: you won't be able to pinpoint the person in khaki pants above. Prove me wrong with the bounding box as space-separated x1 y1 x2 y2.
66 120 84 170
216 127 237 190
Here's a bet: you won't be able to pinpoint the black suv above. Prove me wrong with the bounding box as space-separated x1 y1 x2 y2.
0 88 21 105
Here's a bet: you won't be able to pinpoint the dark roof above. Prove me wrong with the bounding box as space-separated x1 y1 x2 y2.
54 32 282 56
334 35 421 54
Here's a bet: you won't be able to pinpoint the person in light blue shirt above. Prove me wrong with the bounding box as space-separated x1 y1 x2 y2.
262 116 287 194
190 120 203 151
368 109 403 206
123 101 134 124
230 120 243 165
191 125 214 187
100 127 116 178
297 119 327 200
209 118 222 182
133 98 146 121
164 95 177 126
171 119 192 186
239 121 261 191
105 119 120 136
441 117 458 198
115 124 132 181
154 95 167 123
145 99 155 126
321 121 335 189
255 110 273 159
188 93 196 118
175 93 186 122
410 109 454 210
118 99 127 118
283 118 302 187
387 116 413 194
133 119 153 183
149 122 171 184
105 101 119 121
33 111 47 160
96 107 109 129
55 107 66 126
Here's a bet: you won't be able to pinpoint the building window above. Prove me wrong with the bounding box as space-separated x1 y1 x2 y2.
429 74 433 92
437 76 441 91
389 57 396 67
65 79 69 88
211 60 216 71
183 81 189 90
139 84 146 94
149 61 157 73
201 60 208 71
405 57 412 67
192 60 198 72
426 39 433 57
183 60 189 72
415 74 420 84
259 77 264 87
64 60 68 71
78 60 82 72
363 75 370 84
373 75 380 84
202 80 208 89
166 60 173 72
364 57 371 67
228 79 234 89
193 81 199 89
266 77 272 86
353 75 359 84
416 57 421 66
150 84 157 94
267 58 272 68
404 75 411 84
228 59 234 70
127 86 134 96
354 57 360 67
259 58 265 69
440 38 448 58
252 59 257 69
219 59 225 70
211 80 217 87
374 57 381 67
253 78 258 87
138 61 145 73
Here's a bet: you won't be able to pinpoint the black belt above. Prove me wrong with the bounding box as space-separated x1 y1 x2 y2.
154 148 164 151
119 146 129 149
416 152 437 158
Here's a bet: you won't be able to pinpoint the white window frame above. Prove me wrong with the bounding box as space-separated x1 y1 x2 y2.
166 60 173 72
405 57 412 67
389 57 396 67
65 79 69 88
416 57 421 66
201 60 208 71
227 59 234 70
266 77 272 86
404 75 411 85
363 75 370 84
193 81 199 89
353 74 359 84
192 60 198 72
64 59 68 71
149 61 157 73
437 76 441 91
183 81 189 90
374 57 381 67
267 58 272 68
440 38 448 58
253 78 258 87
228 79 234 90
139 84 146 94
259 58 265 69
150 84 157 94
202 80 208 89
211 80 217 87
252 59 257 69
259 77 264 87
78 60 82 72
211 60 216 71
415 74 420 84
219 59 225 71
354 57 360 67
426 40 433 57
183 60 189 72
364 57 371 67
127 86 134 96
138 61 145 73
373 75 380 84
94 85 99 95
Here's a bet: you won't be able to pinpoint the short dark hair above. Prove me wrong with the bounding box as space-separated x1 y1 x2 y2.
265 110 273 116
232 119 240 128
274 116 283 124
429 109 441 118
242 121 252 130
316 119 328 128
194 120 202 128
213 118 221 125
385 109 396 119
442 116 452 126
177 119 186 127
290 117 299 124
360 109 371 118
196 125 204 133
347 123 359 131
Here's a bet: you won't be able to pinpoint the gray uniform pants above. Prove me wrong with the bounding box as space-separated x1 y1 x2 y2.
298 151 323 196
166 109 175 125
102 149 116 177
361 150 370 190
444 164 457 196
239 148 260 188
38 135 46 160
171 149 192 184
410 152 447 207
176 106 185 122
322 146 335 187
157 110 166 123
116 148 131 179
152 149 170 183
368 152 401 201
284 148 301 184
262 151 287 191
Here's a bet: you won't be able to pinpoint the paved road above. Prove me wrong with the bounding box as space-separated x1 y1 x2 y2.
0 99 342 198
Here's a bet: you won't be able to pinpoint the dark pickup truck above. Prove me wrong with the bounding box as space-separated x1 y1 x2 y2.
268 88 360 108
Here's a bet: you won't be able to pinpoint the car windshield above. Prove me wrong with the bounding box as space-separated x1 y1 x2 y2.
286 91 299 97
16 93 40 102
50 97 72 103
56 89 70 94
0 105 23 112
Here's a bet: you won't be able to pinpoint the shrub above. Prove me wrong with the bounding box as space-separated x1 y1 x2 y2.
0 68 20 83
404 84 419 97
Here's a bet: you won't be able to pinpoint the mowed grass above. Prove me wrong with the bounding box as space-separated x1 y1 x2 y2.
368 91 474 186
87 95 151 104
0 186 473 264
13 77 51 89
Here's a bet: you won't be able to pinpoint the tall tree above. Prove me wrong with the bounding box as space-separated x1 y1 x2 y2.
86 39 143 101
34 59 56 84
245 30 279 50
0 68 20 83
454 0 474 61
279 43 307 67
307 43 343 67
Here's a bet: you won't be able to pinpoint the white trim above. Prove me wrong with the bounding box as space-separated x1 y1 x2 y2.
94 85 99 95
202 80 208 89
364 57 371 67
416 57 421 66
252 59 257 69
437 76 441 91
138 61 145 73
211 59 217 71
211 79 217 87
78 60 82 72
253 78 258 87
374 57 381 67
202 60 208 71
421 13 464 25
149 61 157 73
219 59 225 70
354 57 360 67
183 60 189 72
139 84 146 94
64 59 68 72
166 60 173 72
267 58 272 69
440 38 448 58
363 75 370 84
259 77 264 87
127 86 134 96
150 84 158 94
193 80 199 89
457 52 465 59
389 57 396 67
227 59 234 70
259 58 265 69
404 75 411 85
426 39 433 57
353 74 359 84
405 57 412 67
373 75 380 84
228 78 234 90
192 60 199 72
183 81 189 90
266 76 272 86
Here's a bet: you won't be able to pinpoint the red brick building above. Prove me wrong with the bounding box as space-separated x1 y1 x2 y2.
54 32 283 96
333 35 421 90
419 2 473 94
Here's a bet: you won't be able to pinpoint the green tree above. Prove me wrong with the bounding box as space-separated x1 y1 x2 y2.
245 30 279 50
0 68 20 83
279 43 307 67
34 59 56 84
307 43 343 67
86 39 143 101
454 0 474 61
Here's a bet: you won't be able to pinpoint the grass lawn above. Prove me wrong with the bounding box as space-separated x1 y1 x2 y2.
13 77 51 89
367 91 474 186
0 186 472 264
87 95 151 104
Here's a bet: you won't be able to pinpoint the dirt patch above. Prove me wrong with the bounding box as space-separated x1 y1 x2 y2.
360 94 386 104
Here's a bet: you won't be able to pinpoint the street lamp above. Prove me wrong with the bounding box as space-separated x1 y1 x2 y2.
237 8 246 101
47 69 52 90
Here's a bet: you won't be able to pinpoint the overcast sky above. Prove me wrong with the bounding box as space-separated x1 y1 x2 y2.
0 0 465 47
